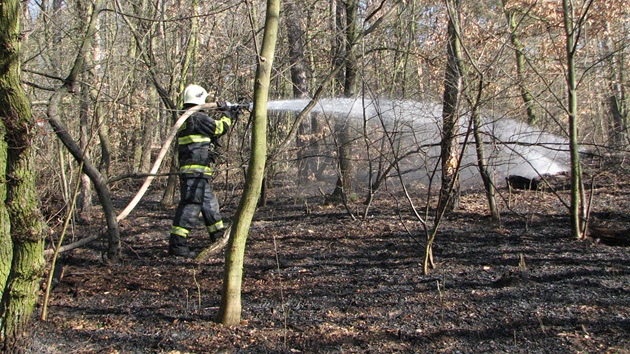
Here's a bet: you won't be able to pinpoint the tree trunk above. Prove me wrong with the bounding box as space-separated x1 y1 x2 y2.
331 118 354 203
343 0 358 97
563 0 585 240
0 1 47 350
0 120 9 300
331 0 358 202
286 1 317 183
463 35 499 220
48 100 121 261
46 0 120 261
217 0 279 326
438 0 463 215
472 103 499 220
425 0 465 274
608 96 627 148
601 22 628 149
161 0 199 206
502 0 538 126
139 88 156 173
286 1 309 99
97 111 111 175
78 80 93 219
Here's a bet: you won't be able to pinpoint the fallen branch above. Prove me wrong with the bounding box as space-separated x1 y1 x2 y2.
44 229 105 256
194 227 231 263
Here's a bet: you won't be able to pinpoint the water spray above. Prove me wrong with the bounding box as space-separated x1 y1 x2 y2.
265 97 571 184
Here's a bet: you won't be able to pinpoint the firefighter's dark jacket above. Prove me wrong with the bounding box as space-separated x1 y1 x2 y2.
177 108 234 176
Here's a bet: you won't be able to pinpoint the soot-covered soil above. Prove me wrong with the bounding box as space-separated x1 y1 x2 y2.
30 181 630 353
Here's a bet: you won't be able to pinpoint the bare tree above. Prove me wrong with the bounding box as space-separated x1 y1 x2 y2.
563 0 592 240
502 0 539 126
330 0 359 204
286 1 319 183
217 0 280 326
601 20 628 149
438 0 463 215
46 0 122 261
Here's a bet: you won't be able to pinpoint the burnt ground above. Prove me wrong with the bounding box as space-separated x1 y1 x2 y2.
29 177 630 353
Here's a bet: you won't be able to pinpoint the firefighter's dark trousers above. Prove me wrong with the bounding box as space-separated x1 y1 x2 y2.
170 174 223 239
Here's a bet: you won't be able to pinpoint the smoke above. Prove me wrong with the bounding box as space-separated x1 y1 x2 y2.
267 98 569 188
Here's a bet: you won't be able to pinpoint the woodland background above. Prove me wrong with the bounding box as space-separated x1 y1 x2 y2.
23 0 629 218
0 0 629 352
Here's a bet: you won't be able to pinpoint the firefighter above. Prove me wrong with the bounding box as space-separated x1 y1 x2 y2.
169 84 237 257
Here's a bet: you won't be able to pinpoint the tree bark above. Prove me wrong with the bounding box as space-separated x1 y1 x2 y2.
286 1 309 99
331 0 358 202
139 89 156 173
0 1 47 350
472 101 499 220
0 120 9 303
502 0 538 126
78 79 93 219
563 0 586 240
217 0 279 326
438 0 463 215
286 1 317 182
601 22 628 148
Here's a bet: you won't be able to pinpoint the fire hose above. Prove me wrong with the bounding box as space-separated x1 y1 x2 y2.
44 102 251 256
116 102 251 221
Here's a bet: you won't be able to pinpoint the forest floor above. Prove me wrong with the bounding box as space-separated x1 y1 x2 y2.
30 168 630 353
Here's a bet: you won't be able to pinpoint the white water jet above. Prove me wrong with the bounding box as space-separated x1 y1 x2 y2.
267 97 569 187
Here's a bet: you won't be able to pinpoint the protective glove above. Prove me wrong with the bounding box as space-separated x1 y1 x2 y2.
229 106 241 123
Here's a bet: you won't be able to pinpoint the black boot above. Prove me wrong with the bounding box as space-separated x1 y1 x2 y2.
210 227 228 243
209 230 221 243
168 234 191 257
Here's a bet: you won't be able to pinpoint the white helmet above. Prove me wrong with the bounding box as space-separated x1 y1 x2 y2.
183 84 208 105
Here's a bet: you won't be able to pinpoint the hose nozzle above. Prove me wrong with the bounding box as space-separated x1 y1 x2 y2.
224 102 253 111
236 102 253 111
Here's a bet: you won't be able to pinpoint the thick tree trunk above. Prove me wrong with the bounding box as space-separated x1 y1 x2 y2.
161 153 178 206
331 118 353 203
342 0 358 97
425 0 465 274
98 113 111 175
0 1 47 350
608 96 627 148
217 0 279 326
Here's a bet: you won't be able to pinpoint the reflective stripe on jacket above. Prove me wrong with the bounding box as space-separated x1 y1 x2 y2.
177 110 234 174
